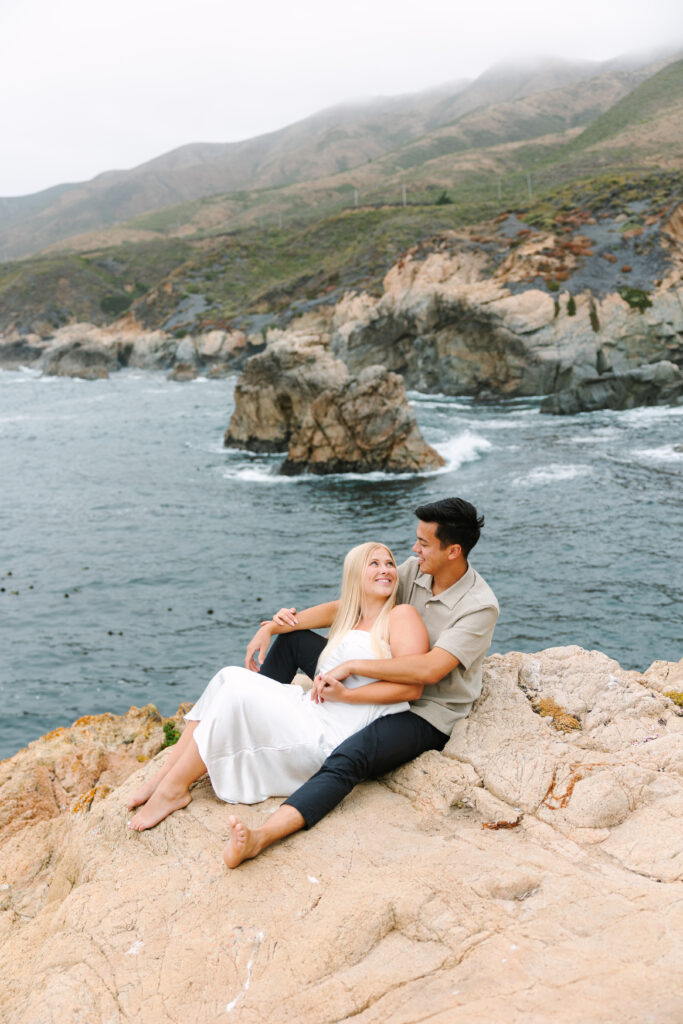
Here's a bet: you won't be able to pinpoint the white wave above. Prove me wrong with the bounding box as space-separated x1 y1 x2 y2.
435 431 493 470
409 398 471 411
621 405 683 423
222 465 298 484
219 430 492 484
567 426 621 445
513 463 592 486
632 445 683 463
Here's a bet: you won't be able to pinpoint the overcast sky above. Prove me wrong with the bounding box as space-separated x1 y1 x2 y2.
1 0 681 197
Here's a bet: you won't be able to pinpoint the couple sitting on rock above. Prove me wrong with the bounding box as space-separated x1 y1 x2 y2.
127 496 499 867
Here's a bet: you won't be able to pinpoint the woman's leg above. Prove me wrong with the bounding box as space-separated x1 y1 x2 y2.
127 721 199 809
128 731 207 831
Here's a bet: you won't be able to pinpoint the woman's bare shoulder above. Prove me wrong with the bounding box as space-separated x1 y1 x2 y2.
388 603 424 626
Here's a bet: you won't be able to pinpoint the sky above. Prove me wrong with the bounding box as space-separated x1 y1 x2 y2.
1 0 681 197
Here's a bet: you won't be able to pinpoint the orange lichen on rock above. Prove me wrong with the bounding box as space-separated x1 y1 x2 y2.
532 697 581 732
71 784 112 813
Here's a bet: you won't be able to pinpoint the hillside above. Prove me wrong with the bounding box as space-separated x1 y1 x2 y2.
574 57 683 150
1 167 680 343
0 52 678 261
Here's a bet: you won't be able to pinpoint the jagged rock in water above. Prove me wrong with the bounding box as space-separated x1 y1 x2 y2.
224 336 443 474
540 360 683 414
167 362 198 382
281 365 445 475
224 336 346 453
41 339 119 379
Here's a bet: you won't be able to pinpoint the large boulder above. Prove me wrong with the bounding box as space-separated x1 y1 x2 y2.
282 365 445 475
540 359 683 414
41 338 119 379
1 649 682 1024
224 334 346 453
225 335 443 474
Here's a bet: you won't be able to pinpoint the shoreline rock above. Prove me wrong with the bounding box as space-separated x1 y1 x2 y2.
540 359 683 414
225 333 444 475
0 321 264 379
1 647 682 1024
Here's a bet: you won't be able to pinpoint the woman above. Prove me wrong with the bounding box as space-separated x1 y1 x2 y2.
127 542 428 832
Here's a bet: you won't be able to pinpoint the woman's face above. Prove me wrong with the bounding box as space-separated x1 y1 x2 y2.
362 546 397 600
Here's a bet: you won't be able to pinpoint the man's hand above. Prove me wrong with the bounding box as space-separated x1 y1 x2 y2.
310 661 353 702
244 622 275 672
310 672 349 704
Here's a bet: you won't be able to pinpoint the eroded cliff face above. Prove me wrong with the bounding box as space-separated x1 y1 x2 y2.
330 232 683 397
1 648 682 1024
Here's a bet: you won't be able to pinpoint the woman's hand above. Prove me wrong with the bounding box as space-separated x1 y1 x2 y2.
244 622 274 672
311 672 349 704
273 607 298 628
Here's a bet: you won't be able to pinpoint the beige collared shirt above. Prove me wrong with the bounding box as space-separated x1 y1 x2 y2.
396 557 499 735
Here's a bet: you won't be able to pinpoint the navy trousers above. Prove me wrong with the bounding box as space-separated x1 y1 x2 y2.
260 631 449 827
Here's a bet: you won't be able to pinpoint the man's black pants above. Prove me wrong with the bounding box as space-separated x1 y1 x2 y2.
260 631 449 828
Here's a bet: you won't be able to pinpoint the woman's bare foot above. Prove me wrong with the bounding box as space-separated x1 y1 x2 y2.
127 782 191 831
127 776 162 810
223 815 263 868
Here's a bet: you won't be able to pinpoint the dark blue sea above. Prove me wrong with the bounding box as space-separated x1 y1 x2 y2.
1 368 681 759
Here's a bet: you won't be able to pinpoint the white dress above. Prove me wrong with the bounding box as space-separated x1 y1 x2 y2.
185 630 409 804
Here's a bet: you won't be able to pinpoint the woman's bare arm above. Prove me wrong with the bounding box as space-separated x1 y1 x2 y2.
313 604 430 704
244 600 339 671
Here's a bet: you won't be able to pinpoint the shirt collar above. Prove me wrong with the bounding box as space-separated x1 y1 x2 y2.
415 564 475 609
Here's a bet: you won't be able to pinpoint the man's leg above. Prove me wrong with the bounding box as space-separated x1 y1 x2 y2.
285 711 448 827
259 630 326 684
222 712 448 867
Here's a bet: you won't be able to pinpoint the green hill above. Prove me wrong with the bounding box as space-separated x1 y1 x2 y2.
574 58 683 148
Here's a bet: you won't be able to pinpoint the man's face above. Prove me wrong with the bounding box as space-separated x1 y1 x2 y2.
412 521 454 577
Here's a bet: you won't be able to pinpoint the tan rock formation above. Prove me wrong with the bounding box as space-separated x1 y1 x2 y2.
225 335 444 475
1 648 682 1023
0 704 188 846
282 365 445 475
0 321 260 376
331 236 683 397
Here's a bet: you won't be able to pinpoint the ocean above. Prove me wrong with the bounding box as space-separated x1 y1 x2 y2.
1 367 681 759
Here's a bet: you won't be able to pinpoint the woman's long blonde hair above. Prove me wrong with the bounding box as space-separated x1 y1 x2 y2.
317 542 399 670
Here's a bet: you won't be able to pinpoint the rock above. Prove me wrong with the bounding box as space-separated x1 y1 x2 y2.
0 704 188 846
225 333 346 453
1 648 683 1024
282 365 445 475
174 336 197 366
0 333 49 368
330 244 683 397
540 360 683 414
41 338 118 379
225 334 444 474
167 362 198 382
0 321 262 376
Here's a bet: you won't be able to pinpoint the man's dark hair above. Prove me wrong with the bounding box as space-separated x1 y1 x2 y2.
414 497 485 556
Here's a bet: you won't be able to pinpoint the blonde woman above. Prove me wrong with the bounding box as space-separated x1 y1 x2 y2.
127 543 429 832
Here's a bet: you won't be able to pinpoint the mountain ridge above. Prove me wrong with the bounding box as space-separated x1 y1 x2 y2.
2 49 680 261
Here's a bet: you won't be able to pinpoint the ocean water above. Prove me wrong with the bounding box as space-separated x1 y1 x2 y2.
1 368 681 760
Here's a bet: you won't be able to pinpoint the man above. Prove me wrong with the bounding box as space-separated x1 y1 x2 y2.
223 497 498 868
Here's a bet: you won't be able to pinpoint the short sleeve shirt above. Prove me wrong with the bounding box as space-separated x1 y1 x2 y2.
396 557 499 735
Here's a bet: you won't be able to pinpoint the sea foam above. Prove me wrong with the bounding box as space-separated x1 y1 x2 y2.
513 463 592 486
220 430 492 484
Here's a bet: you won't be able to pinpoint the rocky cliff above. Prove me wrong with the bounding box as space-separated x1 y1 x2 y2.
224 328 444 475
1 647 682 1024
329 200 683 397
2 196 681 417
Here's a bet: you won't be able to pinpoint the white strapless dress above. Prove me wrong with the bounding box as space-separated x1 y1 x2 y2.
185 630 408 804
